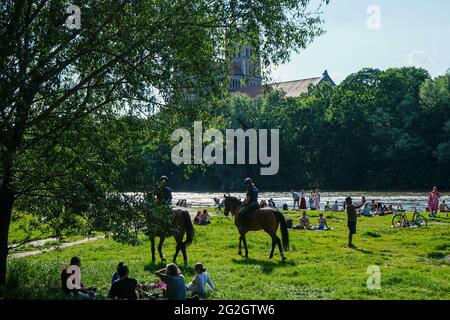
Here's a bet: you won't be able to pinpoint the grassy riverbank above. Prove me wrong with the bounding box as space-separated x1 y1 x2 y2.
3 211 450 300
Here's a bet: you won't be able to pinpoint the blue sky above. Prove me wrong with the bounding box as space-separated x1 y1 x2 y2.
272 0 450 84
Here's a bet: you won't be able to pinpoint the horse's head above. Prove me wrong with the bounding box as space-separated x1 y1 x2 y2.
223 194 241 217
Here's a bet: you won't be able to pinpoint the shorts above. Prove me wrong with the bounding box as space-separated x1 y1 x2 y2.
347 221 357 234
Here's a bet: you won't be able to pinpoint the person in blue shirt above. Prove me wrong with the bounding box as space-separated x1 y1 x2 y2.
238 178 259 231
156 175 172 205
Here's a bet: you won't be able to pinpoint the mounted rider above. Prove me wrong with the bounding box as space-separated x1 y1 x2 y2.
156 175 173 206
239 178 259 231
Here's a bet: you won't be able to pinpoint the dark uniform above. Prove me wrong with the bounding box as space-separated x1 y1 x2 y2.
239 183 259 229
156 176 172 205
157 185 172 205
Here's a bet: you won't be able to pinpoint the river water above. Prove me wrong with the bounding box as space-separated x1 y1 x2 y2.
172 191 449 212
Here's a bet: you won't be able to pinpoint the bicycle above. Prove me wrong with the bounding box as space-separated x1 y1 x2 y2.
392 210 427 228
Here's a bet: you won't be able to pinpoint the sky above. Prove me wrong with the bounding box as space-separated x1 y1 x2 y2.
272 0 450 84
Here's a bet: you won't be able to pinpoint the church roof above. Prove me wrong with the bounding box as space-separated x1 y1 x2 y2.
230 70 335 98
268 76 323 97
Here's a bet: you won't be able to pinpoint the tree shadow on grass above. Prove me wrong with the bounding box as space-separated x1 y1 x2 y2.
231 257 296 274
143 261 169 273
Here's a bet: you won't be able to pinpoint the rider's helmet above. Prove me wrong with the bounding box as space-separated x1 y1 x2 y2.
160 175 169 182
244 178 252 185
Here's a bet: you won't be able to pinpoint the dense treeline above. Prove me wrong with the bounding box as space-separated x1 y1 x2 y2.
118 67 450 191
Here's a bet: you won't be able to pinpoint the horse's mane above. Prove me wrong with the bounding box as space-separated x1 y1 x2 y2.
225 196 241 205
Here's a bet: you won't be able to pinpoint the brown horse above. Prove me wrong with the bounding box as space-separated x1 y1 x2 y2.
150 209 195 265
223 195 289 260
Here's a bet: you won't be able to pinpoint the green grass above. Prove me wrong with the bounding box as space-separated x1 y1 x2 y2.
3 211 450 300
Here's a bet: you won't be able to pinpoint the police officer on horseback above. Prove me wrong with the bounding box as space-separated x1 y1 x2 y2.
239 178 259 231
156 175 173 206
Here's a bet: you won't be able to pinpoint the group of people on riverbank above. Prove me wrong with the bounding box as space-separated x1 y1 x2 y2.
291 190 321 210
61 257 215 300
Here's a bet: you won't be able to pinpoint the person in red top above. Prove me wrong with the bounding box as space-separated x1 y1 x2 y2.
61 256 97 300
428 186 440 218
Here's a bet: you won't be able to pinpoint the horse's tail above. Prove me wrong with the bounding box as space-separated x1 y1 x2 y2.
274 210 289 251
182 211 195 247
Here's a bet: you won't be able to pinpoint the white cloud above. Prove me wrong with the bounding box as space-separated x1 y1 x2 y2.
406 50 432 70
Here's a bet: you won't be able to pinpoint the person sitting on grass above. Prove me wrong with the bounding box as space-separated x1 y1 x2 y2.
379 205 393 216
61 256 97 300
361 203 373 217
187 262 215 298
317 213 329 230
324 201 332 212
439 200 450 212
384 204 394 214
299 211 312 230
194 211 202 225
109 263 145 300
112 261 124 283
331 201 339 212
345 196 366 248
268 198 276 208
199 209 211 225
156 263 187 300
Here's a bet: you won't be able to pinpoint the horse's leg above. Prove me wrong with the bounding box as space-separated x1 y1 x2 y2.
172 235 182 263
158 236 166 262
242 233 249 258
276 234 285 261
238 234 243 255
150 237 156 263
180 242 188 266
268 234 276 259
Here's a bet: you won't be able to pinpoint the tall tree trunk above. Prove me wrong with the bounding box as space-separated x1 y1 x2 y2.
0 191 14 286
0 167 15 286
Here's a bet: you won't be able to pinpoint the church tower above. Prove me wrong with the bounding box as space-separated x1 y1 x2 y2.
229 43 262 90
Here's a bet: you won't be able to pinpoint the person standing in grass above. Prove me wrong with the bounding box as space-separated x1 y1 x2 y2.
345 196 366 248
300 191 307 209
428 186 440 218
314 190 321 210
291 190 300 210
308 191 315 209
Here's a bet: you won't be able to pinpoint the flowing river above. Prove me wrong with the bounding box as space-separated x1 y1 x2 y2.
172 191 449 212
